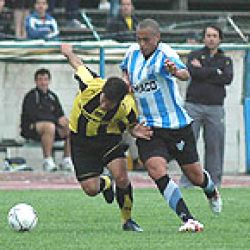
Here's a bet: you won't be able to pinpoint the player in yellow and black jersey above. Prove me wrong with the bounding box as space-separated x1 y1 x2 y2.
61 44 152 232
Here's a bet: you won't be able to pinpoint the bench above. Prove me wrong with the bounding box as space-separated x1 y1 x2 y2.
0 139 64 159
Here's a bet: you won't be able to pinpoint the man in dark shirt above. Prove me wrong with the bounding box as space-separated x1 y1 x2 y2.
106 0 138 42
21 68 73 172
180 25 233 187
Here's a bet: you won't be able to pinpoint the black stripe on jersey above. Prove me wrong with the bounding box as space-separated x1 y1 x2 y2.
74 74 87 91
117 121 126 132
83 93 101 113
77 114 88 137
97 124 108 135
127 109 137 124
102 105 120 121
74 67 98 91
85 66 99 78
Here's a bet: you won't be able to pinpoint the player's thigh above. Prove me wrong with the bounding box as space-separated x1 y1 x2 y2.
172 125 199 166
136 136 169 164
137 136 169 179
70 140 103 182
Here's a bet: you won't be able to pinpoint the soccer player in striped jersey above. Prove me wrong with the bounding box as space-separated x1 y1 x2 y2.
61 43 152 232
120 18 222 232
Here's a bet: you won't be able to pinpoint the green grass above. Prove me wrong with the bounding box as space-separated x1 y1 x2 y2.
1 188 250 250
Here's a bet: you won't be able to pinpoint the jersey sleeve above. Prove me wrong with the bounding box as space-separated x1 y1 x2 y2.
74 65 96 90
161 44 187 70
120 44 136 71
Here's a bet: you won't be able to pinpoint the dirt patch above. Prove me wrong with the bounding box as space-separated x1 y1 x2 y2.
0 171 250 190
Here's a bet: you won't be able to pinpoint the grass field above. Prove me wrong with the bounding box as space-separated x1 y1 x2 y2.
1 188 250 250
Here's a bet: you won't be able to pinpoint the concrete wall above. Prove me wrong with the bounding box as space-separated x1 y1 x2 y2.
0 50 246 173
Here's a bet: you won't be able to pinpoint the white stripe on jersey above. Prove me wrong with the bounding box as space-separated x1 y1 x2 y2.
120 42 192 129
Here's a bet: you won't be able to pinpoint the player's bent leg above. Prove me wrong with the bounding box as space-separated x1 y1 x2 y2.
109 158 143 232
79 176 102 197
146 157 204 232
202 170 222 214
100 173 114 204
182 163 222 214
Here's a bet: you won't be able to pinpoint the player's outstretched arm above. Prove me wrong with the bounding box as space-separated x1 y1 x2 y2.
60 44 83 70
130 121 153 140
165 59 190 81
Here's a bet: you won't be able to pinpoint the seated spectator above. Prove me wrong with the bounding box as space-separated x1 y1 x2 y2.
10 0 33 39
0 0 12 39
25 0 59 40
20 68 73 172
106 0 138 42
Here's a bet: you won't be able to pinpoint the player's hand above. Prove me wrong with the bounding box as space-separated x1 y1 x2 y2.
122 72 133 93
130 121 153 140
60 43 73 56
191 58 202 67
165 59 177 75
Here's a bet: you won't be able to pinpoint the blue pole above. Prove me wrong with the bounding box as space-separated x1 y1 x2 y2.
244 50 250 173
99 47 105 78
244 98 250 173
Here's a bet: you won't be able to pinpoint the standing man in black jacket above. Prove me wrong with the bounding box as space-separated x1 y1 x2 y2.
106 0 138 42
180 25 233 187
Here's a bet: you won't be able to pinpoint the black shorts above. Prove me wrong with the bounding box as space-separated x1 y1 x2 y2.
70 133 126 182
22 123 63 141
136 124 199 166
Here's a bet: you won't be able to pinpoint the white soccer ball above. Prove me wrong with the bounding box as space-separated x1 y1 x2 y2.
8 203 38 232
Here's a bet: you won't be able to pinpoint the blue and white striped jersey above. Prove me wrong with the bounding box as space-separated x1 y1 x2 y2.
25 11 59 40
120 42 192 129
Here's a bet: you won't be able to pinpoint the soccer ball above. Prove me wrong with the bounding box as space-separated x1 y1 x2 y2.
8 203 38 232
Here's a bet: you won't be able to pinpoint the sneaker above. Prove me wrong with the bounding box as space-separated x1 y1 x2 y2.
102 175 114 204
122 219 143 232
59 158 74 172
179 219 204 232
42 158 57 172
208 188 222 214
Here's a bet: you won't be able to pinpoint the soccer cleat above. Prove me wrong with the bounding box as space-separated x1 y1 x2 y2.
208 188 222 214
179 219 204 233
122 219 143 232
102 175 114 204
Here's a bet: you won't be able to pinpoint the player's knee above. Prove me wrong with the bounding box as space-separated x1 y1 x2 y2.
80 180 99 196
45 122 56 133
115 175 129 188
82 186 99 197
38 122 56 135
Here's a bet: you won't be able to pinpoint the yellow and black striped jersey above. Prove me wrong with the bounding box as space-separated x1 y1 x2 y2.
69 65 138 137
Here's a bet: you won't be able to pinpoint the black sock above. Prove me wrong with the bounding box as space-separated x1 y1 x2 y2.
155 175 193 222
116 183 133 222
